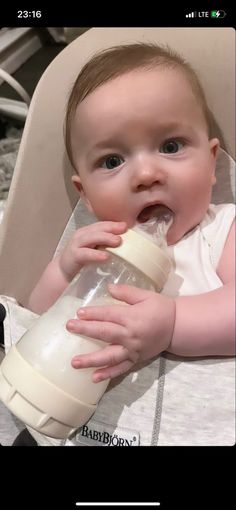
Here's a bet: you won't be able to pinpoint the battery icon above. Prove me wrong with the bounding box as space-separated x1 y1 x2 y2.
211 10 226 18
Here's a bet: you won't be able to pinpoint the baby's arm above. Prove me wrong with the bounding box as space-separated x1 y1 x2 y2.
27 221 126 314
168 219 235 356
27 257 73 315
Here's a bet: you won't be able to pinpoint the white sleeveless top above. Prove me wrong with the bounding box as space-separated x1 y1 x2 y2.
164 203 235 297
28 203 235 446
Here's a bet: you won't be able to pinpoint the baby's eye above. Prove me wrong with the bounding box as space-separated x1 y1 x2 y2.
102 155 124 170
160 139 184 154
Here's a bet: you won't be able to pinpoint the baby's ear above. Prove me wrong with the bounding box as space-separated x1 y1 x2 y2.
71 175 83 194
209 138 220 159
209 138 219 185
71 175 94 213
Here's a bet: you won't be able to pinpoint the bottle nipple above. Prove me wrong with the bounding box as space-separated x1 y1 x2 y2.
133 213 173 250
106 213 172 291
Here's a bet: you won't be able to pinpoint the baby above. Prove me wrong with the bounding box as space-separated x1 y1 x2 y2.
27 43 235 385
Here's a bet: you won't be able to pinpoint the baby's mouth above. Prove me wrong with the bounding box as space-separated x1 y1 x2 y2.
137 203 173 223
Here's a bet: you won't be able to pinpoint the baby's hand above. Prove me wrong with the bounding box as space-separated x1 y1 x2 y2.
68 284 176 381
58 221 127 282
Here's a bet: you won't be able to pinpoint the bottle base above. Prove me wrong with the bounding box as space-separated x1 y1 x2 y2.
0 345 97 439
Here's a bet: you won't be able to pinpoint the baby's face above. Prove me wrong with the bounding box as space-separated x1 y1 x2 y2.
71 67 219 244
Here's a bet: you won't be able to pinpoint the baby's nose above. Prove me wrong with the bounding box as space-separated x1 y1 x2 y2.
131 158 167 190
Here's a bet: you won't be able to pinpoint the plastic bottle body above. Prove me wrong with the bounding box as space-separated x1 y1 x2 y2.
0 226 171 438
16 254 155 403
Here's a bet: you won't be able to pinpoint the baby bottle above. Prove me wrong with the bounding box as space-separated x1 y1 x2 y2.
0 217 172 439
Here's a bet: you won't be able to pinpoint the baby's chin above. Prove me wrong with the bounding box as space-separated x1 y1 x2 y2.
166 229 180 246
167 217 198 245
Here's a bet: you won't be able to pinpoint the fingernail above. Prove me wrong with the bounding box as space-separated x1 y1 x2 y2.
67 320 76 329
77 309 85 317
72 358 81 366
93 374 102 383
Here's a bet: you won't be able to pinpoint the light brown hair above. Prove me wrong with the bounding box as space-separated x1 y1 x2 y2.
65 43 211 170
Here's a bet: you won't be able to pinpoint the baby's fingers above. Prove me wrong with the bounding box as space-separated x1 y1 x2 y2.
93 359 133 382
83 221 127 235
74 230 123 251
71 344 129 374
75 221 126 244
74 247 109 266
67 318 126 343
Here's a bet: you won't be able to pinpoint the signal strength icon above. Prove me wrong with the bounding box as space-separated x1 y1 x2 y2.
186 12 196 17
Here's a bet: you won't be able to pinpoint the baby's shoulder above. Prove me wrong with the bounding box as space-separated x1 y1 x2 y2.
201 203 235 232
200 203 235 271
204 202 234 221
